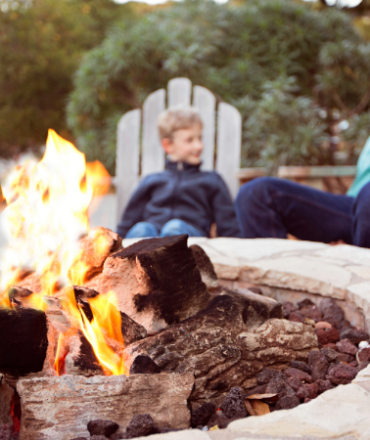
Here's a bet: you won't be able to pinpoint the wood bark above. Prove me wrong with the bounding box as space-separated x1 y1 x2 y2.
87 235 210 334
17 372 194 440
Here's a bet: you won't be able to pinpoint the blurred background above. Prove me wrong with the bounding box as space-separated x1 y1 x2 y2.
0 0 370 180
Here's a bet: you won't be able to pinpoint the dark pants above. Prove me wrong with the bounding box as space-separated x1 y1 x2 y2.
235 177 370 247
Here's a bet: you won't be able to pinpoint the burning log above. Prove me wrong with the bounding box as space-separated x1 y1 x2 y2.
87 235 210 334
17 372 194 440
0 307 48 376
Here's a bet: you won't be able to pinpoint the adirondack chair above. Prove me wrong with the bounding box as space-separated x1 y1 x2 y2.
115 77 242 223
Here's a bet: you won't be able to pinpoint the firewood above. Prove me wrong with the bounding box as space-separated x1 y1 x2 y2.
0 308 48 376
190 244 219 291
17 372 194 440
86 235 210 334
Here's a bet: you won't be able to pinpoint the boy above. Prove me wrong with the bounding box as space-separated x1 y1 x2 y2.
117 106 241 238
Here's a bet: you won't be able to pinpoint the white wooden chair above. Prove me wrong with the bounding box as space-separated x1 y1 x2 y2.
115 77 242 222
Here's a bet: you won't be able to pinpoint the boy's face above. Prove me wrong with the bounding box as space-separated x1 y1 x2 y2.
161 123 203 165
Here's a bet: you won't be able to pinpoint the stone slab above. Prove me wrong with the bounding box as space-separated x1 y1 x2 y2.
239 257 352 299
316 244 370 267
227 384 370 440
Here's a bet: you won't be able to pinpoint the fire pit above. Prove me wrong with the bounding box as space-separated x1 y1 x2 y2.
1 131 370 440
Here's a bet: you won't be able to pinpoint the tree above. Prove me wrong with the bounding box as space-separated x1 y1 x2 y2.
67 0 370 173
0 0 133 158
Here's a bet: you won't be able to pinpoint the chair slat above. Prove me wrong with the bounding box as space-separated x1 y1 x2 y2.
142 89 166 176
216 102 242 198
193 85 216 171
116 109 141 223
168 78 191 107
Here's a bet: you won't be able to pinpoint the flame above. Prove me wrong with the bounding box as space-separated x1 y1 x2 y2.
0 129 126 376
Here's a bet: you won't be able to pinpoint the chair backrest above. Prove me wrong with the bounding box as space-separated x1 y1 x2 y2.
116 77 241 222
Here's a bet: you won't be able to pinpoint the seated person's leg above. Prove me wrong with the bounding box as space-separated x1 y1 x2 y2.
235 177 354 243
125 222 158 238
160 219 204 237
352 181 370 247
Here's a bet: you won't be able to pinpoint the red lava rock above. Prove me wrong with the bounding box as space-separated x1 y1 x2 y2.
336 339 358 356
315 379 334 394
90 436 108 440
326 363 358 385
285 375 303 392
256 368 278 385
289 311 305 323
297 299 315 309
300 305 323 322
87 420 119 437
285 367 312 383
321 347 339 362
275 395 300 410
221 387 248 419
358 347 370 363
296 386 309 400
358 361 370 371
125 414 160 438
349 361 358 368
340 328 369 344
310 353 329 382
323 343 338 350
290 360 312 375
315 321 332 330
191 403 216 427
338 320 352 331
304 382 319 399
266 372 295 397
337 353 355 363
304 398 313 403
282 301 297 319
0 425 13 440
316 327 340 345
319 298 344 328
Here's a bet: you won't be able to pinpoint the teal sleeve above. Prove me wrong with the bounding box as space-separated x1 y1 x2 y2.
347 136 370 198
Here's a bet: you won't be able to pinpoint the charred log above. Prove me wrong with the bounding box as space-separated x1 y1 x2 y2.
0 307 48 376
190 244 218 291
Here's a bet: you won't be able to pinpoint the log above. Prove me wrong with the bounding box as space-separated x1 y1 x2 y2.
190 244 218 291
123 291 317 409
17 372 194 440
87 235 210 334
0 374 13 424
0 307 48 376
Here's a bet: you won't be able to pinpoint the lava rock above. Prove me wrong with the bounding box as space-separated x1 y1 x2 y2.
266 372 295 397
321 347 339 363
310 352 329 382
191 403 216 427
285 376 303 392
358 361 370 371
87 420 119 437
275 395 300 410
0 425 13 440
323 343 338 350
336 339 358 356
297 299 315 309
90 436 109 440
256 368 278 385
315 321 332 330
282 302 297 319
304 398 313 404
125 414 160 438
221 387 248 419
207 413 237 429
245 384 267 395
316 327 340 345
358 347 370 363
285 367 312 383
340 328 369 344
337 353 355 363
289 311 305 323
315 379 334 394
290 361 312 375
69 438 86 440
326 363 358 385
303 382 319 399
296 386 309 400
129 355 162 374
319 298 344 328
300 305 323 323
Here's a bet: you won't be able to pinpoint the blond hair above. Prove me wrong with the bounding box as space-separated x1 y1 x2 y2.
157 106 203 140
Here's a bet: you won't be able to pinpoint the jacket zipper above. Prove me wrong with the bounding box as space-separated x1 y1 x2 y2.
171 162 183 218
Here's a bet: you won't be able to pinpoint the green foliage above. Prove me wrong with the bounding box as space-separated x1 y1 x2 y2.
67 0 370 173
241 77 329 172
0 0 133 158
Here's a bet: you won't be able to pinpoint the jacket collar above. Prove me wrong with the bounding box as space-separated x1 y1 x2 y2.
165 159 201 173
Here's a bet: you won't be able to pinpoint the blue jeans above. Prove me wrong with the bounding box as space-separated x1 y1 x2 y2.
235 177 370 247
125 219 204 238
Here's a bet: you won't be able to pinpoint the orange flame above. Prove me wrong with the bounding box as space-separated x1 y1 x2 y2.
0 130 126 376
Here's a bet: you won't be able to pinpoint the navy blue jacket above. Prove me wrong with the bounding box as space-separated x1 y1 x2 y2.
117 160 241 238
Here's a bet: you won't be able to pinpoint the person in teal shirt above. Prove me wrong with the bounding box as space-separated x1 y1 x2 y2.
235 136 370 247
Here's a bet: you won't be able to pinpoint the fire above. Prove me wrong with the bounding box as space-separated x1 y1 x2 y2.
0 129 127 376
